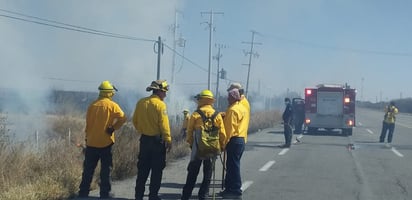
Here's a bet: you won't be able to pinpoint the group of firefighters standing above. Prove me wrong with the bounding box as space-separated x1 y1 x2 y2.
78 80 250 200
77 79 399 200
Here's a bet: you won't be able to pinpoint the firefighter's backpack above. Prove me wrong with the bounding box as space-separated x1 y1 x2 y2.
195 109 221 159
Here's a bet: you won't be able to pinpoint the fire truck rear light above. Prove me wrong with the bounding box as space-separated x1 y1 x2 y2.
347 120 354 126
344 97 350 103
306 89 312 95
305 118 311 124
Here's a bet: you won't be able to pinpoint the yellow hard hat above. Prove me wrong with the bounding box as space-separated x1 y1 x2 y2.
198 89 214 99
98 80 117 92
146 80 169 92
183 109 189 113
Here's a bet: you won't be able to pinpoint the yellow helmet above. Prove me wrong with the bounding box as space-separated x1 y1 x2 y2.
146 80 169 92
183 109 189 114
98 81 117 92
198 89 214 99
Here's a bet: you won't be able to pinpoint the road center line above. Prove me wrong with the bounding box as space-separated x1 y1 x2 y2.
241 181 253 192
278 148 289 155
366 129 374 134
259 160 276 171
391 147 404 157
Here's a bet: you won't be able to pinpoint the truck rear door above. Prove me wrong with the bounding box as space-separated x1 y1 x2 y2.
317 90 343 116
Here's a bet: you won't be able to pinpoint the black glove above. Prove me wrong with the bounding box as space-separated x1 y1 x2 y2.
106 126 115 136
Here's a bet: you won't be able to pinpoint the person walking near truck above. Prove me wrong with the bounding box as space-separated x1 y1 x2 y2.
280 97 293 148
78 80 127 199
379 101 398 145
133 80 172 200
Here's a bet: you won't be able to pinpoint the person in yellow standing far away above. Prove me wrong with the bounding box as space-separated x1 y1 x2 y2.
181 109 190 139
379 101 399 146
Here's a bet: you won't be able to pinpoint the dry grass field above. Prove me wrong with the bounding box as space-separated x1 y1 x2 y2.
0 109 280 200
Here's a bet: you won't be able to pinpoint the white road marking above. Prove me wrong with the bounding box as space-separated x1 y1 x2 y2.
391 147 404 157
259 160 276 172
241 181 253 191
278 148 289 155
358 122 363 126
366 129 374 134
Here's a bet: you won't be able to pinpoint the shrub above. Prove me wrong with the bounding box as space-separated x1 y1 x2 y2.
0 108 281 200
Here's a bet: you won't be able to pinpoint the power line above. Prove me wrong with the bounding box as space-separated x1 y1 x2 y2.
163 43 208 72
0 9 155 42
163 43 237 83
0 8 240 84
0 9 216 77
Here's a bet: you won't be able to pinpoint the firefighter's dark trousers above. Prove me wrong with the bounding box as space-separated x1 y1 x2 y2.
135 135 166 200
294 119 304 134
380 121 395 143
79 144 113 197
224 137 245 195
181 158 213 200
284 122 293 147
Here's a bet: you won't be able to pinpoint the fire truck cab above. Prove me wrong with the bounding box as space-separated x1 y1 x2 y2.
304 84 356 136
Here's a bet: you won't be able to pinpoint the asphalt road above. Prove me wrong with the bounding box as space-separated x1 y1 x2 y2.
79 108 412 200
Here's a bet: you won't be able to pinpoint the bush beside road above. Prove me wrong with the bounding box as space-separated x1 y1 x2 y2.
0 110 280 200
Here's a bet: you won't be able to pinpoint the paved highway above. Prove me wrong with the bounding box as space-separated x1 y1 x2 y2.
84 108 412 200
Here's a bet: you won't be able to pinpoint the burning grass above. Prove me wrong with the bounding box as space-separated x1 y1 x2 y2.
0 109 280 200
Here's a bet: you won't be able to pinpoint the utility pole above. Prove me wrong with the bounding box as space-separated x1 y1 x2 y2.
201 9 223 90
361 77 364 101
171 10 183 84
155 36 163 80
242 30 261 98
213 44 226 109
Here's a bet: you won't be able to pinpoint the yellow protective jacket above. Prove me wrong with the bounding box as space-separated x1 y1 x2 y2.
384 105 398 124
224 101 248 143
186 103 226 150
133 94 171 143
240 95 250 131
85 97 126 148
182 114 190 130
240 95 250 114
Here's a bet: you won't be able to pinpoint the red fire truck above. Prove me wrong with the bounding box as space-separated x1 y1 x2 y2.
304 84 356 136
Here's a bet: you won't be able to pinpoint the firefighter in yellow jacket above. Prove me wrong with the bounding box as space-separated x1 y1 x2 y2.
78 80 127 199
181 90 226 200
220 88 248 199
226 83 250 142
379 101 399 144
181 109 190 139
133 80 172 200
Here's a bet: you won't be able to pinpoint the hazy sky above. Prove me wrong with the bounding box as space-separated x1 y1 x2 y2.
1 0 411 103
